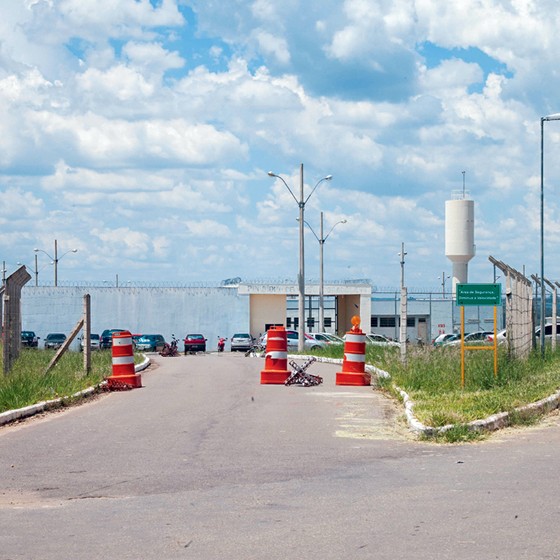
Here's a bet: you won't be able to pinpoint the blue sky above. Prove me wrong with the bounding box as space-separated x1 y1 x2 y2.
1 0 560 290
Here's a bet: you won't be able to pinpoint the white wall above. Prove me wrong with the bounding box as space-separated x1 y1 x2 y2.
21 286 250 351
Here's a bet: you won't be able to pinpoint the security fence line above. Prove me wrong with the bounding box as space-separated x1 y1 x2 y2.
489 256 533 359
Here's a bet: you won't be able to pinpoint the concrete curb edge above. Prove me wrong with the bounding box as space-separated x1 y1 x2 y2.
0 355 151 427
293 354 560 436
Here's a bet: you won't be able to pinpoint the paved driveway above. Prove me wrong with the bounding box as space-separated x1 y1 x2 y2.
1 353 560 559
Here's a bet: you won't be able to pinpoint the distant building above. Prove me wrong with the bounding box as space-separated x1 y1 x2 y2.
19 281 503 349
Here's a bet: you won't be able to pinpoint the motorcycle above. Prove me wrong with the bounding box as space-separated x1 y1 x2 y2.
160 334 179 357
217 337 226 352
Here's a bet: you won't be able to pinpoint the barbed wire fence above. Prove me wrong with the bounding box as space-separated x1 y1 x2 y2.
489 256 533 359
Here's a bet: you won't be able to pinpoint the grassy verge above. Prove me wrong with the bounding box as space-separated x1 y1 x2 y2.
377 346 560 425
309 343 560 441
0 349 124 413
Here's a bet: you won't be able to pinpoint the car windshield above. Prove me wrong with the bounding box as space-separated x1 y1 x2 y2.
324 334 342 342
233 333 250 338
138 336 155 342
188 335 204 340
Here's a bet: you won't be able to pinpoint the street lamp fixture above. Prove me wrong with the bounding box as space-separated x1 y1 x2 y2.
300 212 346 333
268 164 333 351
540 113 560 357
34 239 78 287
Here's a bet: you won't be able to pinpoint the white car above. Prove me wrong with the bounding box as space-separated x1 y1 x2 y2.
342 333 399 347
308 333 344 345
366 333 400 347
447 331 493 346
432 333 456 346
534 322 560 341
486 329 507 344
260 330 326 350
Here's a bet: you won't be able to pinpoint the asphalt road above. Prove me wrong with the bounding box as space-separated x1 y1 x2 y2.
1 353 560 559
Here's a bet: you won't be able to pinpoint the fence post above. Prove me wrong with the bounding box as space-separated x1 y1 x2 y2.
83 294 91 375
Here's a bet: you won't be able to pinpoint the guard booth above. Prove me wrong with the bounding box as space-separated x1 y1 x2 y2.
239 282 372 338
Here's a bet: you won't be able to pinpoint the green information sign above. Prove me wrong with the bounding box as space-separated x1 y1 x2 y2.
456 283 501 306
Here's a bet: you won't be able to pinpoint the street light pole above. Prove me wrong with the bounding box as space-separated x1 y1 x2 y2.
399 243 407 356
540 113 560 357
34 239 78 287
438 272 450 298
298 164 305 351
17 254 39 286
268 164 332 351
54 239 58 288
301 212 347 333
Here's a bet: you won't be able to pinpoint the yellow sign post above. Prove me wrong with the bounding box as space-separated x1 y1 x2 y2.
457 284 501 389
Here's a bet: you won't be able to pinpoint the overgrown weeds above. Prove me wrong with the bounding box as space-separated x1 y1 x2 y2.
310 342 560 442
0 349 113 413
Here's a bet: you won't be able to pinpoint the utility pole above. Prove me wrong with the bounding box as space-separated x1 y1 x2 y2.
399 242 407 361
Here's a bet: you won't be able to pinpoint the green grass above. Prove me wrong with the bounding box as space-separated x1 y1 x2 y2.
5 342 560 442
0 349 115 413
379 345 560 426
309 342 560 441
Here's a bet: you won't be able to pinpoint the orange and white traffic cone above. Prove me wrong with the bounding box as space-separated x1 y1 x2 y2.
107 330 142 389
336 316 371 386
260 326 290 384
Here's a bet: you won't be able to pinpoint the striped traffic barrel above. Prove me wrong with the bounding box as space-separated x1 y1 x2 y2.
107 330 142 389
336 328 371 386
260 326 290 384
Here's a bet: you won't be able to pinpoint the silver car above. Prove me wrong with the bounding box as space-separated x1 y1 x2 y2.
230 333 254 352
365 333 400 347
308 333 344 345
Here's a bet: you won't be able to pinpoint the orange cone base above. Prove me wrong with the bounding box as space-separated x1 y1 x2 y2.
107 373 142 389
336 371 371 386
260 370 290 384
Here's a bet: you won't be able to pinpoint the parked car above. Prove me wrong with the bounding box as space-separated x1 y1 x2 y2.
308 332 344 345
100 328 127 349
447 331 493 346
534 322 560 341
21 330 39 347
486 329 507 344
230 333 254 352
365 333 400 347
432 333 456 346
135 334 166 352
439 334 460 346
80 333 100 351
260 330 325 350
184 333 207 353
44 333 67 350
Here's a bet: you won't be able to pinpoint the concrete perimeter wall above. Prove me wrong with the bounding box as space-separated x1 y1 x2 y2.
21 286 250 351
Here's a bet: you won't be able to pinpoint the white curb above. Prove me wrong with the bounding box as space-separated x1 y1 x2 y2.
0 355 151 427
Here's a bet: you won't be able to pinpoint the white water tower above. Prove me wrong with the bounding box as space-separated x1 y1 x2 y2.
445 193 475 294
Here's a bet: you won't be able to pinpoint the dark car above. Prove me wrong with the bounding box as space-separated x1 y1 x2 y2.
183 333 207 354
135 334 166 352
21 330 39 348
44 333 67 350
100 328 127 349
